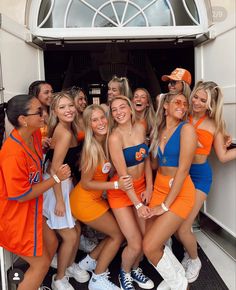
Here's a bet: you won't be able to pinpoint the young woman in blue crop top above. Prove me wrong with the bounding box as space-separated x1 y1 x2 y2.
143 92 197 290
108 95 154 290
175 81 236 285
43 92 90 289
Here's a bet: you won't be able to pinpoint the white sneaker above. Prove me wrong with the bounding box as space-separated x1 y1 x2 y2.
66 262 90 283
88 272 120 290
38 286 51 290
185 257 202 283
51 274 74 290
79 234 97 253
78 254 97 272
50 254 58 269
181 252 190 270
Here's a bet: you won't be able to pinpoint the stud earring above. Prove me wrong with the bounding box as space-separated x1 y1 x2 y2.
24 122 28 127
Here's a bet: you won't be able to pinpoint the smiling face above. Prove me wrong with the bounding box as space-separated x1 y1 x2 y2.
91 108 108 137
74 90 87 113
111 98 132 125
54 96 76 123
132 89 149 113
165 94 188 120
168 80 183 93
107 81 121 103
37 84 53 107
191 89 208 114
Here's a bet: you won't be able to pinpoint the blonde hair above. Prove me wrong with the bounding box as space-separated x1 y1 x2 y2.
108 95 136 133
108 75 133 100
132 87 155 134
81 104 108 173
182 82 191 99
150 92 188 157
190 81 226 136
48 92 79 137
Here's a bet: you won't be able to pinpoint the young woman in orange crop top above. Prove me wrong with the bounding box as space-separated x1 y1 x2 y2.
0 94 70 290
175 81 236 285
143 92 196 290
131 88 155 144
108 95 154 290
70 104 132 290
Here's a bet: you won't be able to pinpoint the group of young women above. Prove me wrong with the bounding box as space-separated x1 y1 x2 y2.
0 70 236 290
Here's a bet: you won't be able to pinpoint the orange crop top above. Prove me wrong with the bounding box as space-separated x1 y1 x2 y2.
189 115 214 155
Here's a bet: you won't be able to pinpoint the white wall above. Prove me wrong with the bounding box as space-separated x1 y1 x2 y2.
195 8 236 236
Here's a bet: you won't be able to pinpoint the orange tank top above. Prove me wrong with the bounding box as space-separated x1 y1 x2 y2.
77 130 85 142
189 115 214 155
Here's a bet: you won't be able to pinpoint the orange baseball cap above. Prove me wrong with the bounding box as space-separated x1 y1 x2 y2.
161 68 192 86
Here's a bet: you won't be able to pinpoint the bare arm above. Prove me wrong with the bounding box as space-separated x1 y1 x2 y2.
50 128 72 216
141 155 153 205
213 131 236 163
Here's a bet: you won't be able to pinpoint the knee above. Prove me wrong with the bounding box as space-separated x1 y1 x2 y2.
62 229 77 245
142 237 153 260
128 237 142 254
112 230 124 245
177 225 192 241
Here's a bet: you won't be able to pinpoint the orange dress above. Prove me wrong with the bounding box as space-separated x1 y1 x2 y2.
70 163 110 222
0 129 43 256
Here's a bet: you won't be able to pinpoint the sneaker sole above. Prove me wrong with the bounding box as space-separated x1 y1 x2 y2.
65 272 90 283
186 271 200 283
133 279 154 289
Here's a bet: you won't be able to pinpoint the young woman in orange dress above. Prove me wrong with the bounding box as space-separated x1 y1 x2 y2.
70 104 132 290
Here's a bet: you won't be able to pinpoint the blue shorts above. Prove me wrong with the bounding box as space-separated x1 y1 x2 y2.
190 161 212 195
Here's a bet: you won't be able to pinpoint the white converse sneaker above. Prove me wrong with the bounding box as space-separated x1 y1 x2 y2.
66 262 90 283
181 252 190 270
51 274 74 290
50 254 58 269
185 257 202 283
131 267 154 289
78 254 97 272
88 272 120 290
79 234 98 253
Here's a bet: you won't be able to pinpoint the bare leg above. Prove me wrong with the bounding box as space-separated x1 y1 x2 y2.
112 207 142 272
56 227 77 280
177 189 207 259
86 210 123 274
18 219 58 290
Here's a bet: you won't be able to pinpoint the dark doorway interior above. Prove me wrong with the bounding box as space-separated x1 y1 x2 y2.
44 41 194 104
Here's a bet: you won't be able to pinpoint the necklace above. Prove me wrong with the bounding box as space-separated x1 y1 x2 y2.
162 123 179 142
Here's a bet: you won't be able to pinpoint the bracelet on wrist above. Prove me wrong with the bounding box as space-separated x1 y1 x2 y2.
52 174 61 184
161 202 169 212
135 202 143 210
114 181 119 189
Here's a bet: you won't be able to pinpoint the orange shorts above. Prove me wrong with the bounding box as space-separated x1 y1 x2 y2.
149 173 195 219
107 175 145 208
70 183 109 223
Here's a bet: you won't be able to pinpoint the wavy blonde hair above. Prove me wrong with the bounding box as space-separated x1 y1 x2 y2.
108 95 136 134
189 81 226 136
150 92 188 157
47 92 79 138
81 104 108 173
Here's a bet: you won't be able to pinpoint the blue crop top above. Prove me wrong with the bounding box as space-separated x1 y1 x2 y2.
157 122 186 167
123 143 149 167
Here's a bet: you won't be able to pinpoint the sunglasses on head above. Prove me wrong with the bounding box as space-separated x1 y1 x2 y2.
25 107 44 117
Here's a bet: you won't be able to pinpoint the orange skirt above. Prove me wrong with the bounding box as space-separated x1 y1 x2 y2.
70 183 109 223
149 173 195 219
107 175 145 208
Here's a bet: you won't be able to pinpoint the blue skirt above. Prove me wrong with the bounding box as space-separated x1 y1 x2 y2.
190 161 212 195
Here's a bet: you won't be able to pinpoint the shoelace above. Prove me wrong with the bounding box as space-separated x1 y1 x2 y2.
121 272 134 289
39 286 51 290
132 267 148 282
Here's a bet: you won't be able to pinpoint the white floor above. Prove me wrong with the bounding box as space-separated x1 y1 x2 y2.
195 231 236 290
